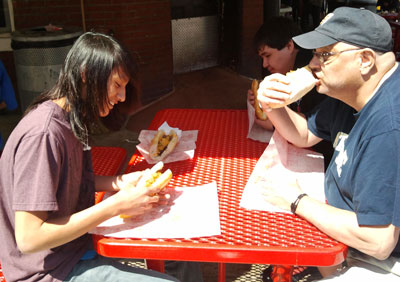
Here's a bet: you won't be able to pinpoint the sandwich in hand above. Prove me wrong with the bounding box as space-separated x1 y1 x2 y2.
149 129 179 161
120 161 172 219
252 79 268 120
268 66 317 109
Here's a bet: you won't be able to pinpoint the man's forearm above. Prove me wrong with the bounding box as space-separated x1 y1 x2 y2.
267 107 318 147
296 196 399 260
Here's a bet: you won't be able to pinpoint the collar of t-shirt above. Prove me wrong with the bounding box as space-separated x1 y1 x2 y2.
365 62 399 106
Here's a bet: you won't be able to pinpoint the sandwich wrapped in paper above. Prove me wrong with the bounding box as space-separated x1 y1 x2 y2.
269 66 318 109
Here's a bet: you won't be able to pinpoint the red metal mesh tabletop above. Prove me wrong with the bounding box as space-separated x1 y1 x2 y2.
0 263 4 282
94 109 347 267
91 146 126 176
91 146 126 203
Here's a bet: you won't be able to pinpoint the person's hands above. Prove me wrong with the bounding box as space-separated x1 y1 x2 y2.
261 178 303 212
247 89 255 106
112 171 143 191
257 73 292 111
249 86 274 131
112 169 168 218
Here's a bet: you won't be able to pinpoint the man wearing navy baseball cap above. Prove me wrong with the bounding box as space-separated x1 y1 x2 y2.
257 7 400 281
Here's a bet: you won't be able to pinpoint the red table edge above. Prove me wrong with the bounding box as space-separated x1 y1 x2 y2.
93 234 347 267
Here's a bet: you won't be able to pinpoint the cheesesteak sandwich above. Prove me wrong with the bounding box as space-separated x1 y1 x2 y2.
120 161 172 219
268 66 317 109
149 129 179 161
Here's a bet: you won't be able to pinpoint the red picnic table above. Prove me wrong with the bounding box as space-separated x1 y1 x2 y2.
93 109 347 282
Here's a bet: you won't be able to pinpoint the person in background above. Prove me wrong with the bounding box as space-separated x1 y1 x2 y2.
0 59 18 155
377 0 399 12
0 32 202 282
248 16 332 168
257 7 400 281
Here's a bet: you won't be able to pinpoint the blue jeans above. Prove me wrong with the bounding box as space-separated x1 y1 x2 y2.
164 261 204 282
63 255 179 282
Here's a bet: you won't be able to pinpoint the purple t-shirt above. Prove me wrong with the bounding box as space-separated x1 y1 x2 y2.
0 100 95 282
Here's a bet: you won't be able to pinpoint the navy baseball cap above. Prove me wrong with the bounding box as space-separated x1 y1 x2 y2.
293 7 393 52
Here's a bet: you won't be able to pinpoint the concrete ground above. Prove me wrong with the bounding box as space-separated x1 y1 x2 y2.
0 66 321 282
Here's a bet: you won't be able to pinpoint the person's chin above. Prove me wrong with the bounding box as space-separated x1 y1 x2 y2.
315 84 326 95
99 109 110 117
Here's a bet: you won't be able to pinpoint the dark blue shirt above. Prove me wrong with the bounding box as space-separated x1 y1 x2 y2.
307 65 400 252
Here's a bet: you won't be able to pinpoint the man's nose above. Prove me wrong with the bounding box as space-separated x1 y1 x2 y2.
262 57 269 68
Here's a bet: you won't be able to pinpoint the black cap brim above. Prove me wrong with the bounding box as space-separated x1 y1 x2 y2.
293 30 338 50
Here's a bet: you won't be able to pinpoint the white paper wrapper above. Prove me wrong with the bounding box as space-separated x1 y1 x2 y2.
247 100 273 143
136 122 198 164
89 182 221 239
240 130 326 213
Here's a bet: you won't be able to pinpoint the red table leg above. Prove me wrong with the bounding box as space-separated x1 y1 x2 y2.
218 263 226 282
271 265 293 282
145 259 165 273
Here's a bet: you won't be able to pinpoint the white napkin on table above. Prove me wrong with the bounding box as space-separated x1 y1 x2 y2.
246 100 273 143
90 182 221 239
240 131 326 213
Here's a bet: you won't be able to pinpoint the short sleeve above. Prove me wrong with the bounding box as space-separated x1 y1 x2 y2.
307 97 356 144
352 131 400 226
13 132 62 211
307 98 336 141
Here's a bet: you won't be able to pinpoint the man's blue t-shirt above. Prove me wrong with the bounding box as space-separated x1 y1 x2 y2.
307 65 400 232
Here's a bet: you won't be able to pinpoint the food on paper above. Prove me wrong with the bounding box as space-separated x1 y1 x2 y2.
149 129 179 161
252 79 268 120
120 162 172 219
136 127 196 165
269 66 318 109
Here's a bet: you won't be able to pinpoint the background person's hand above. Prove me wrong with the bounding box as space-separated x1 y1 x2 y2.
249 87 274 130
247 89 255 106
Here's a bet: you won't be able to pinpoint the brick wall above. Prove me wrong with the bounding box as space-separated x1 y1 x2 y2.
238 0 264 79
4 0 267 111
9 0 173 108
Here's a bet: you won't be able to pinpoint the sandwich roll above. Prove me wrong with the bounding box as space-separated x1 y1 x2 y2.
136 161 172 189
268 66 317 109
149 129 179 161
252 79 268 120
120 161 172 219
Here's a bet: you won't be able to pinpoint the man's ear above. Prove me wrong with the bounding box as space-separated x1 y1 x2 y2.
359 49 376 75
286 40 295 52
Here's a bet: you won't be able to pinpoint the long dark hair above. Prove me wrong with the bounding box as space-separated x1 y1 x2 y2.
26 32 137 145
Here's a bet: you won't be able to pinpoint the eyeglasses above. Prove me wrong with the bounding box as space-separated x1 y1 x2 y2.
312 48 361 64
